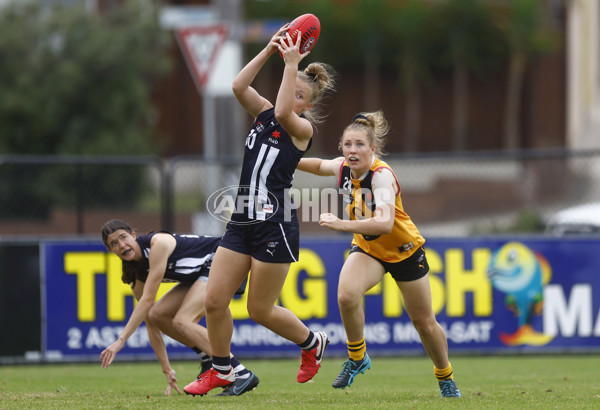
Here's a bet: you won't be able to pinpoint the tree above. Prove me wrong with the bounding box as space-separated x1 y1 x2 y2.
499 0 559 150
386 0 436 152
431 0 506 151
0 0 171 156
0 1 172 219
244 0 400 109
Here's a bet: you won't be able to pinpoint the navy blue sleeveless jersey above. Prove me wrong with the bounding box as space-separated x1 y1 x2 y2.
231 108 311 225
134 232 220 285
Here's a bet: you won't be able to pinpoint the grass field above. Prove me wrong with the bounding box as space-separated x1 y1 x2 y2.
1 354 599 409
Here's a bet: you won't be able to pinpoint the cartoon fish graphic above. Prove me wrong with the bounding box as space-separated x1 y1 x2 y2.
487 242 553 346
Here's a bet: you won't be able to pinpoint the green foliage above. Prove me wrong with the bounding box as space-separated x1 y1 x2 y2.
501 0 561 55
471 210 546 235
0 1 172 218
0 0 172 155
0 164 54 219
244 0 406 69
385 0 438 89
1 355 599 408
243 0 557 78
429 0 508 76
510 210 546 233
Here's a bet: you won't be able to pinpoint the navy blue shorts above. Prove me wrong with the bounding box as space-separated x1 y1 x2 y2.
220 220 299 263
349 246 429 282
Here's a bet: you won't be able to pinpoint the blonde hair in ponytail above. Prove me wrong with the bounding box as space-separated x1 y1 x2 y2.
338 110 390 158
297 62 337 124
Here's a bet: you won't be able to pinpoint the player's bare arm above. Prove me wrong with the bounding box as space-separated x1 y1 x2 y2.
297 156 343 177
100 234 175 368
120 234 174 340
232 25 288 117
130 281 182 395
275 31 313 143
319 168 396 236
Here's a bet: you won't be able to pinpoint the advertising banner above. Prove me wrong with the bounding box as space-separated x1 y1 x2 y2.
42 237 600 361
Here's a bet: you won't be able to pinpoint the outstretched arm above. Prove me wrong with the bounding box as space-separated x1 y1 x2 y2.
232 24 289 118
131 281 182 395
297 157 344 177
274 31 313 142
319 168 397 236
100 233 176 368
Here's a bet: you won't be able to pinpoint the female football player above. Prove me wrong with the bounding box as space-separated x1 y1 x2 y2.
296 111 461 398
182 24 336 396
100 219 258 397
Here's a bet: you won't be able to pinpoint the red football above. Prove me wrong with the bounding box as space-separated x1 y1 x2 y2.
279 13 320 58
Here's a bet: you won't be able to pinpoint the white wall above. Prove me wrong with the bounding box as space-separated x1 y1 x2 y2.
567 0 600 149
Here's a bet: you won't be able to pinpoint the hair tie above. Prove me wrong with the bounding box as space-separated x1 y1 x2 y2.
306 72 318 82
353 114 368 122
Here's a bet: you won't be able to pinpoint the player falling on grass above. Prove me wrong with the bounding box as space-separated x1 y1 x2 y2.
182 24 336 396
297 111 461 398
100 219 258 396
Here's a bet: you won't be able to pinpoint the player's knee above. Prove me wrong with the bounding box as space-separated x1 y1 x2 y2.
247 301 270 325
411 317 438 335
172 315 185 333
148 306 166 327
204 292 219 313
337 288 361 311
204 293 229 316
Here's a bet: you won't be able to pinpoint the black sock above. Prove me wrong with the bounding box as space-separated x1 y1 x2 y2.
212 355 232 375
298 331 317 350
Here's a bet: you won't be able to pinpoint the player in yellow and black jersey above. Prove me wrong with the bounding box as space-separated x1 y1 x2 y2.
297 111 461 398
338 154 425 264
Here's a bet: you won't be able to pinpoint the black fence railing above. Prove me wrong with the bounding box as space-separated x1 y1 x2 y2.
1 149 599 239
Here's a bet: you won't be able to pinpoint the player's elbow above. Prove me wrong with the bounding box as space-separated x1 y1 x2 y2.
231 80 245 97
274 108 292 124
373 209 394 234
377 223 393 235
372 218 394 235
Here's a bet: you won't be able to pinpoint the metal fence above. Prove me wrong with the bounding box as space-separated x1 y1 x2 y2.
1 149 599 239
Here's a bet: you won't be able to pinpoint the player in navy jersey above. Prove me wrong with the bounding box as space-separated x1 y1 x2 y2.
183 24 336 396
99 220 258 397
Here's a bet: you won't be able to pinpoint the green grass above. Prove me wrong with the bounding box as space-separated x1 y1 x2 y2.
1 355 599 409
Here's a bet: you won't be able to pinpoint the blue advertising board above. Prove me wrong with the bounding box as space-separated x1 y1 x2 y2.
42 236 600 361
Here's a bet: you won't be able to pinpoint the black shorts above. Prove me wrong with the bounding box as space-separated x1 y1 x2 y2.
220 220 299 263
349 246 429 282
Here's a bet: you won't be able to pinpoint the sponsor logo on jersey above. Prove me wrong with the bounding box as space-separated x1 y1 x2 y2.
268 131 280 145
342 177 353 192
398 242 414 253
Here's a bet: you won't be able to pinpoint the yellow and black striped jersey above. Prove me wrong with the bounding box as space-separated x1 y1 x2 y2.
338 158 425 262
